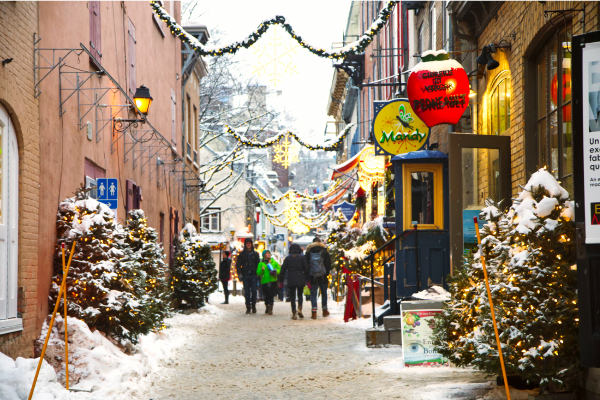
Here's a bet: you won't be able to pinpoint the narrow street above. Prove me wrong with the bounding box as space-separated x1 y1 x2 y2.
143 295 493 400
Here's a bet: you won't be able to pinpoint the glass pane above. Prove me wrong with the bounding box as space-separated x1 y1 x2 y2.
488 149 501 202
411 172 434 225
538 118 547 168
537 52 547 118
499 80 507 133
491 86 499 135
563 104 572 176
561 25 572 105
549 38 558 112
562 175 573 198
506 79 511 129
550 111 559 178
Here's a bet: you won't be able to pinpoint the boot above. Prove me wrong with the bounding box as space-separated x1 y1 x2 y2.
311 310 317 320
323 309 330 318
252 304 257 314
267 305 273 315
291 311 298 320
221 301 229 304
298 306 304 319
265 304 269 314
246 306 251 314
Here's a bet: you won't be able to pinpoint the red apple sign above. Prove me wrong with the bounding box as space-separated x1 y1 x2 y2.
407 52 470 128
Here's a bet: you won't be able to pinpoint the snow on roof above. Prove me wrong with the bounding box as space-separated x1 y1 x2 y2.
198 234 228 244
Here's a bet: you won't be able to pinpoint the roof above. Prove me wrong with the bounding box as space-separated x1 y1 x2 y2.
391 150 448 162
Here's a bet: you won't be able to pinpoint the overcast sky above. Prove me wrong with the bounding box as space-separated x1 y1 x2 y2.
186 1 351 143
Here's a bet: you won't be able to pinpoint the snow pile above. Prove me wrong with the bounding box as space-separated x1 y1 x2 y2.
0 352 66 400
412 285 451 301
411 50 464 73
483 386 538 400
344 242 376 261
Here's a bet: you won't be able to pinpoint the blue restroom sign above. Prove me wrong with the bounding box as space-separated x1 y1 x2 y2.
97 178 118 209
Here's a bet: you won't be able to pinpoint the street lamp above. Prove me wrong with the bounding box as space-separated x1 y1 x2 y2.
229 224 236 239
133 85 153 115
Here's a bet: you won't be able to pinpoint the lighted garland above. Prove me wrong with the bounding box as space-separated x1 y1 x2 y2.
265 212 330 231
225 124 353 151
150 1 396 60
251 179 343 204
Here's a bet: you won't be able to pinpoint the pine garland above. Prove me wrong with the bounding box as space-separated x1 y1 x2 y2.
150 1 396 60
225 124 353 151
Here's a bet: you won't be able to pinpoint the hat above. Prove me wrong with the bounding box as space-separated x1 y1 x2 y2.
262 250 270 258
244 237 253 245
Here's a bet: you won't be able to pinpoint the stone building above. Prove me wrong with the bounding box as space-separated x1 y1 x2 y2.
0 1 41 359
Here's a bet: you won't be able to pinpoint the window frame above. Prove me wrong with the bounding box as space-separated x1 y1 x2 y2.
488 72 511 136
402 163 444 230
201 208 221 232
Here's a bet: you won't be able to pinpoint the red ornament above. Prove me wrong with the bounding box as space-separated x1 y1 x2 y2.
407 51 470 127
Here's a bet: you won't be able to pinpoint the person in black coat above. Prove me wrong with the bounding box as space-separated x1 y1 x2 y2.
278 243 310 320
305 238 332 319
219 251 232 304
236 237 260 314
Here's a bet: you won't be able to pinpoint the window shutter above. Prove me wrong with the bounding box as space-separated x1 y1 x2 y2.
128 19 136 97
134 184 142 209
171 88 177 146
89 1 102 63
169 207 175 267
126 179 135 213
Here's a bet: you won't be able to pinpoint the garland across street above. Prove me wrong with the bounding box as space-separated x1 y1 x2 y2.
150 1 396 59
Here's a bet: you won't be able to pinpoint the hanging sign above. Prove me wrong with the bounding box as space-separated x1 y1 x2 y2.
357 146 385 191
372 99 429 156
407 50 470 127
97 178 118 211
333 201 356 221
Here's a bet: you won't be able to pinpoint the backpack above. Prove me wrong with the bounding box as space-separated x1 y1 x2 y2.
309 251 326 278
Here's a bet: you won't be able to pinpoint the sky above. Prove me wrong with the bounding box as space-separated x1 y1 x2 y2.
185 0 351 143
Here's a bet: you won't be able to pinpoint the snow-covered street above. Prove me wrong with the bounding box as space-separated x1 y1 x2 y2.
141 293 494 400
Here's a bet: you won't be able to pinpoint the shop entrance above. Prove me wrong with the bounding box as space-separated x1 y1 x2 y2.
448 134 512 274
392 151 449 299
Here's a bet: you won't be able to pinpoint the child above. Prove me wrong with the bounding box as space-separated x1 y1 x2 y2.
256 250 280 315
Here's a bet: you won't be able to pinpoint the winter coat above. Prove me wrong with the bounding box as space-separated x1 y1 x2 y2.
305 242 332 285
236 249 260 277
257 259 281 284
279 244 310 288
219 258 232 281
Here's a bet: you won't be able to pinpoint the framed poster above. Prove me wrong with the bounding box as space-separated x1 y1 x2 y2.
401 301 448 367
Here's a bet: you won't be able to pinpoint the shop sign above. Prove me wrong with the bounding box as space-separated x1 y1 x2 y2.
582 41 600 243
372 99 429 156
333 201 356 221
358 146 385 191
407 50 470 127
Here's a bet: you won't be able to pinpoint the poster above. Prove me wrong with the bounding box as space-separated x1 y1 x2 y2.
402 309 448 367
582 42 600 243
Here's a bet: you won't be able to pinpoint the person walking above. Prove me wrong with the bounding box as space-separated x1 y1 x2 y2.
219 250 232 304
278 243 310 320
236 238 260 314
305 237 332 319
257 250 280 315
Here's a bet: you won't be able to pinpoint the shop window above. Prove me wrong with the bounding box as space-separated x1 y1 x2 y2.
489 74 511 135
0 104 20 330
402 164 443 230
536 24 572 194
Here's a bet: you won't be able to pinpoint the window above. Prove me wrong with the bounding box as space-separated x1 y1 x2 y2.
89 1 102 64
159 212 165 245
418 23 425 55
201 209 221 232
402 164 443 230
128 19 136 98
490 74 511 135
0 104 20 332
126 179 142 212
186 94 192 159
84 159 106 199
443 2 451 51
193 104 198 164
429 4 436 50
536 24 572 194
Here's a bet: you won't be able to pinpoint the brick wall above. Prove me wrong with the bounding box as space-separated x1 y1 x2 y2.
0 1 41 359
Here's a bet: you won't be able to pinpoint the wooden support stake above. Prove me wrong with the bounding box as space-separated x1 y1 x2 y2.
28 241 76 400
474 217 511 400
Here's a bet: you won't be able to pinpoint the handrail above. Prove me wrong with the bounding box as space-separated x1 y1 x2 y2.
364 226 416 261
353 274 385 287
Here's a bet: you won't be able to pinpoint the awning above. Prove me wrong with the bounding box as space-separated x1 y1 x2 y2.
330 148 365 180
322 186 349 209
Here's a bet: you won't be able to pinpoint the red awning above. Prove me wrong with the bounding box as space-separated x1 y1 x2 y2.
330 150 363 180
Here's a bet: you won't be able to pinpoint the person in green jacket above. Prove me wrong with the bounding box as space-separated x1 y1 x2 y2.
257 250 280 315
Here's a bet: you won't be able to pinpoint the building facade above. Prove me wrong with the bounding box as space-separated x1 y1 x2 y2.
0 1 41 359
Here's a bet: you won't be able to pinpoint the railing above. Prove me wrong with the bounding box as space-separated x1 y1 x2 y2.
364 226 418 328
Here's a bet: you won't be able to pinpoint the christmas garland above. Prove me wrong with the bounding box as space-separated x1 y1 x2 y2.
150 1 396 60
251 179 343 204
265 212 331 230
225 123 353 151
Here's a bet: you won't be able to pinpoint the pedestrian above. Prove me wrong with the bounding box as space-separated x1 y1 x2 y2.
219 250 232 304
236 238 260 314
257 250 280 315
278 243 310 320
305 237 332 319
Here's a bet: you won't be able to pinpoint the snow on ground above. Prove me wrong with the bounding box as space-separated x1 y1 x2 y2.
412 285 451 301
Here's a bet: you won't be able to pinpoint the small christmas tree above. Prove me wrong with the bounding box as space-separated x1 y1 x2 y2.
433 169 578 392
172 224 219 309
113 209 173 336
326 211 362 275
50 187 140 342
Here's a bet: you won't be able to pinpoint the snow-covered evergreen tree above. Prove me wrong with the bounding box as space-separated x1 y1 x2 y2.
433 169 578 392
50 187 140 342
172 224 219 309
113 209 173 336
326 211 362 275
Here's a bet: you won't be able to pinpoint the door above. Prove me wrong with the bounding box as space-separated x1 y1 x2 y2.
448 133 511 275
0 104 19 321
